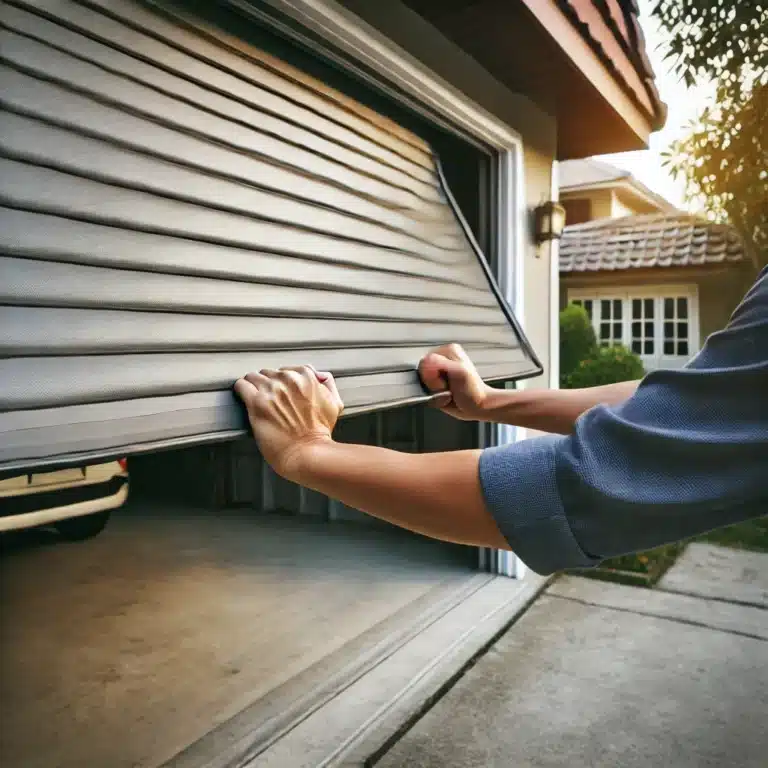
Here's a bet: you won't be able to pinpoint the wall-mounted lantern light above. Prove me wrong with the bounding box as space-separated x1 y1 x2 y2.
533 201 567 246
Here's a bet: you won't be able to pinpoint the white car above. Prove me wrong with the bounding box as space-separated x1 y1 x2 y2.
0 460 129 540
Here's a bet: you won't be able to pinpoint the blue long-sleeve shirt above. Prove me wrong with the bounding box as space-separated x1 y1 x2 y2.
479 266 768 575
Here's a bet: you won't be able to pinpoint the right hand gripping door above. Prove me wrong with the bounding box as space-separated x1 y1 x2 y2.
0 0 541 473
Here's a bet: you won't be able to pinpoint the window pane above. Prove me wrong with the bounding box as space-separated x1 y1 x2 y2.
677 322 688 339
664 341 675 355
664 321 674 339
664 298 674 319
600 323 610 340
613 322 622 340
632 321 641 336
632 341 642 353
678 341 689 356
644 340 654 355
644 321 654 337
601 300 611 320
677 297 688 319
613 299 622 319
632 299 641 318
584 300 593 316
572 299 582 307
645 298 654 317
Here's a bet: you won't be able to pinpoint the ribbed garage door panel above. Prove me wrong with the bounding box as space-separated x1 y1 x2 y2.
0 0 540 471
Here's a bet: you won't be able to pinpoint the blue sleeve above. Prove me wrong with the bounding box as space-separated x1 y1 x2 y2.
479 267 768 576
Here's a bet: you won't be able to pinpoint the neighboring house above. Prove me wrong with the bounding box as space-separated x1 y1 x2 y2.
558 160 753 370
0 1 670 764
560 157 676 223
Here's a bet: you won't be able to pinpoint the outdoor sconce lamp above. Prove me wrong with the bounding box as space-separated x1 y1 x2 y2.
533 201 567 253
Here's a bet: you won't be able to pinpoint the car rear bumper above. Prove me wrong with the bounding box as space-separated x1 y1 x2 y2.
0 476 129 533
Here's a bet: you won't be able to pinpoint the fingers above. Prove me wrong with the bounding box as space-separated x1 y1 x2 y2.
432 343 468 363
418 352 471 393
244 371 272 387
317 370 344 411
234 376 258 401
428 390 453 409
418 344 473 393
236 366 344 410
418 352 449 394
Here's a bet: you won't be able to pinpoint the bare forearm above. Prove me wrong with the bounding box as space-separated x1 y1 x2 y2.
481 380 641 434
294 439 510 549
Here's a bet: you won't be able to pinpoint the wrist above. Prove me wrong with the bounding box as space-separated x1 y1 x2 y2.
278 432 335 484
476 385 525 422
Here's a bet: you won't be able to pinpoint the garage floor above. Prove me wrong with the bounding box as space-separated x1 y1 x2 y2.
0 502 476 768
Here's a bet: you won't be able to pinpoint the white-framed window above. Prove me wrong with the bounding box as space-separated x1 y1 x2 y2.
570 286 699 370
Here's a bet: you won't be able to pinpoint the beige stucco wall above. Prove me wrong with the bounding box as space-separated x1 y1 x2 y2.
561 189 613 220
523 147 556 390
697 271 754 340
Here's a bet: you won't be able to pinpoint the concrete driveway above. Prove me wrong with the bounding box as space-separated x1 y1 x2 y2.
376 545 768 768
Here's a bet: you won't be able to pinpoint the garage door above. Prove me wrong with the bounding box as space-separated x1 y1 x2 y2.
0 0 540 473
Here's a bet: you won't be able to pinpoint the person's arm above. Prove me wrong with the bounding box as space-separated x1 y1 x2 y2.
235 268 768 575
295 442 508 549
418 344 638 434
476 380 639 434
232 366 507 548
479 267 768 572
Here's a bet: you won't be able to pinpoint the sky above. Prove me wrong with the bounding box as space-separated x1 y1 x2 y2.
596 0 716 211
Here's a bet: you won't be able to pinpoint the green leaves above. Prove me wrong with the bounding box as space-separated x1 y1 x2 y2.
562 345 645 390
559 304 598 385
652 0 767 86
662 81 768 264
651 0 767 265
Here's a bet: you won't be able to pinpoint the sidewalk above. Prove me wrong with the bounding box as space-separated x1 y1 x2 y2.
375 544 768 768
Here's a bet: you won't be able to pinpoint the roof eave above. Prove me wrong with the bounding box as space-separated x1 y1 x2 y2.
519 0 665 148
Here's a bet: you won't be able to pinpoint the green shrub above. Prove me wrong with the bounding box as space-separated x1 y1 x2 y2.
559 304 598 384
564 344 645 389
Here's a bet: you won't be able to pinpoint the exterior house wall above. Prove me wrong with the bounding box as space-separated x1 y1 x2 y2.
611 191 638 218
697 271 755 340
563 266 754 368
561 188 613 221
523 147 557 392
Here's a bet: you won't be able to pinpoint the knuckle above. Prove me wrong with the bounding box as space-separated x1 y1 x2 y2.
285 370 304 389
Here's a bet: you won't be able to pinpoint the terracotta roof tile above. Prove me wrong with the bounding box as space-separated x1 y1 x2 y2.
560 214 746 273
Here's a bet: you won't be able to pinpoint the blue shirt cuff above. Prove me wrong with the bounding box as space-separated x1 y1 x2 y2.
479 435 601 575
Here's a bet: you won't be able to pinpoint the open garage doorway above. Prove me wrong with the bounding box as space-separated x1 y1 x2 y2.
0 407 492 768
